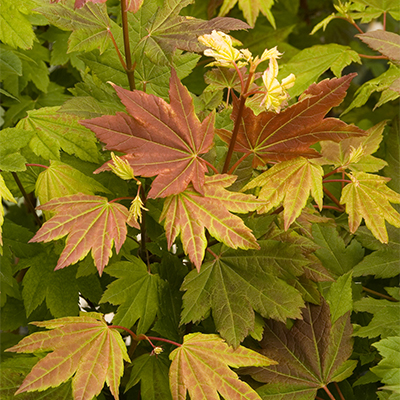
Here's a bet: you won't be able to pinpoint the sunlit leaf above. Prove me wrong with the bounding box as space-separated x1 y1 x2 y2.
6 313 130 400
30 194 139 275
169 332 275 400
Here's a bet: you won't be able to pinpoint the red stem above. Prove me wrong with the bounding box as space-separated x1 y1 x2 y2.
362 286 399 302
26 163 48 169
323 187 344 210
337 17 364 34
121 0 136 90
359 54 388 59
109 196 135 203
323 179 351 184
322 385 337 400
383 11 387 30
146 336 182 347
314 204 343 212
108 28 127 70
232 61 245 94
202 158 219 174
228 152 252 174
323 168 341 179
206 248 219 259
334 382 345 400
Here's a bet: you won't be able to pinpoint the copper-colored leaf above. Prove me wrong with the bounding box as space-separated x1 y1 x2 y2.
82 70 214 198
245 299 354 399
217 74 365 166
169 332 275 400
160 174 263 270
357 30 400 62
6 313 130 400
29 194 139 275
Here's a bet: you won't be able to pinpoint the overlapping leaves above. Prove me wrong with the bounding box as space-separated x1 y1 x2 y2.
30 194 139 274
160 174 262 270
6 313 130 400
169 332 275 400
82 69 214 198
180 240 307 347
217 74 366 166
245 299 355 400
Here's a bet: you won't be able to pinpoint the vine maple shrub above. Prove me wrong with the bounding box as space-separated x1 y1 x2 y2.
1 1 399 400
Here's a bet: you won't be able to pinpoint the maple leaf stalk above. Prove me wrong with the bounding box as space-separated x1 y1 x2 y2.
322 384 339 400
222 66 254 173
334 382 346 400
121 0 136 90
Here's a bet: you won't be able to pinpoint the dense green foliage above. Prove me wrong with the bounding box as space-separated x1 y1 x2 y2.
1 1 399 399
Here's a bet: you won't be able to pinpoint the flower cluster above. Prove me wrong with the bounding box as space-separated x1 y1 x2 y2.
198 30 296 113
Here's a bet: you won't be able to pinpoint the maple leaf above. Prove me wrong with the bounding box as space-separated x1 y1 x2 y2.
218 0 276 28
242 157 324 230
217 74 366 166
169 332 275 400
129 0 250 66
181 240 306 347
0 173 16 248
160 174 263 270
340 172 400 243
357 30 400 62
6 313 130 400
82 69 214 198
319 121 388 173
244 299 355 399
29 194 139 275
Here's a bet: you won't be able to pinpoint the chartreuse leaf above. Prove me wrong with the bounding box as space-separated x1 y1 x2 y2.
17 106 99 162
0 48 22 76
30 194 139 275
181 240 306 347
126 353 172 399
217 75 365 166
83 69 215 199
353 249 400 278
0 128 33 171
354 297 400 338
0 355 73 400
6 313 130 400
319 121 388 173
100 258 162 334
312 224 364 277
0 174 16 248
340 172 400 243
35 160 110 210
246 300 354 400
342 63 400 114
371 337 400 397
0 0 36 50
160 174 262 270
356 0 399 14
218 0 276 28
243 157 323 230
35 0 111 54
129 0 250 66
169 332 275 400
277 44 361 98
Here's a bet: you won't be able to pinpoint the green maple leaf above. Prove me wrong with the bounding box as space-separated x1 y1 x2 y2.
126 353 172 400
245 299 355 400
218 0 276 28
319 121 388 173
17 106 99 163
169 332 275 400
242 157 324 230
6 313 130 400
312 224 365 278
354 297 400 338
36 0 111 54
129 0 250 66
160 174 262 270
371 337 400 397
217 74 365 166
100 258 162 334
181 240 306 347
0 128 33 172
340 171 400 243
29 194 139 275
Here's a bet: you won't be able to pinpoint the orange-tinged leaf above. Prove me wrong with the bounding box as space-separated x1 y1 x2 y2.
160 174 263 270
6 313 130 400
242 157 324 230
217 74 365 167
29 194 139 275
82 69 215 198
169 332 275 400
340 172 400 243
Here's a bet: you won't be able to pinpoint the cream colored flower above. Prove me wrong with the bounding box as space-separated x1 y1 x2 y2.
198 30 248 67
261 58 295 113
260 46 282 62
108 152 135 180
128 190 148 224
